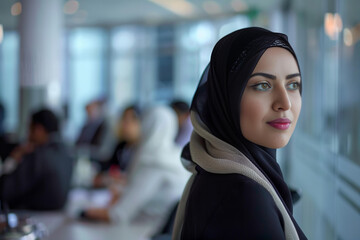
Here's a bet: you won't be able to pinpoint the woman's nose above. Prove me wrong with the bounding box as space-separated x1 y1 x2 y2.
272 86 291 111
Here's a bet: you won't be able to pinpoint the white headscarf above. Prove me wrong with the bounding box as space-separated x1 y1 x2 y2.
129 105 184 175
110 106 188 222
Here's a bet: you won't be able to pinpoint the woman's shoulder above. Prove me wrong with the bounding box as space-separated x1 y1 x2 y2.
192 166 275 203
182 167 285 239
187 167 281 223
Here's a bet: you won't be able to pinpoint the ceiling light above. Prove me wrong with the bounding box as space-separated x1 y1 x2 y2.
334 13 343 32
149 0 196 17
324 13 343 40
64 0 79 15
231 0 248 12
0 25 3 44
203 1 222 15
343 28 353 46
11 2 22 16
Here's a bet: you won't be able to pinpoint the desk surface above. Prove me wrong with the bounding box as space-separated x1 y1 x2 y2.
16 189 164 240
32 212 159 240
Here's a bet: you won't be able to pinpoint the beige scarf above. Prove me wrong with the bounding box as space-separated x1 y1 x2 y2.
172 111 299 240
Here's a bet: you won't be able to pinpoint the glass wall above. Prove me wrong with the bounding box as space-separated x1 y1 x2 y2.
0 31 19 133
284 0 360 239
110 25 157 111
174 16 250 102
338 0 360 166
61 15 250 142
65 28 108 140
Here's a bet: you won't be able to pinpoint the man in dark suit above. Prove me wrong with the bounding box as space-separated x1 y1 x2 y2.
76 99 107 148
0 109 74 210
0 102 17 161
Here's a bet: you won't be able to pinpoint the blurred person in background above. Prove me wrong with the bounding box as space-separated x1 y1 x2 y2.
0 109 74 210
82 106 189 224
170 100 193 148
173 27 307 239
0 102 17 161
75 98 115 163
93 104 142 188
76 98 107 148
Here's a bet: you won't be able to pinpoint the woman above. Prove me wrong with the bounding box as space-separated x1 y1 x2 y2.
108 105 141 172
85 106 189 222
173 27 307 239
94 105 141 188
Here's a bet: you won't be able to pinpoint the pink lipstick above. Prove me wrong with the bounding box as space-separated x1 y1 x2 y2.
267 118 291 130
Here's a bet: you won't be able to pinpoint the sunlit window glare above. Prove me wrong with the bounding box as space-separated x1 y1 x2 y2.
324 13 343 40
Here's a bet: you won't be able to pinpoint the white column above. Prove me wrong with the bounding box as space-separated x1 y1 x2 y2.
18 0 64 137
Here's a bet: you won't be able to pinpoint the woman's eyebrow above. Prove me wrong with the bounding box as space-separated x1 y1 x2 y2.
286 73 301 79
249 72 301 80
249 72 276 79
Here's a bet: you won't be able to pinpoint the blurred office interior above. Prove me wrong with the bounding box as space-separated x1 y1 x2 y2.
0 0 359 239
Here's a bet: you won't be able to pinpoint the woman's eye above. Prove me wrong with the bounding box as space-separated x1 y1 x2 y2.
287 82 300 90
252 82 271 91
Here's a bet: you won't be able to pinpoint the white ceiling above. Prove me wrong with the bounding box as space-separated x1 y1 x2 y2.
0 0 283 29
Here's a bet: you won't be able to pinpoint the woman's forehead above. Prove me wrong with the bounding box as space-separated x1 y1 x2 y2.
251 47 299 73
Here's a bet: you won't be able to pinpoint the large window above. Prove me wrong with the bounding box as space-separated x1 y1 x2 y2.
0 16 252 137
338 0 360 165
65 28 108 140
174 16 250 102
110 26 157 111
284 0 360 239
0 31 19 133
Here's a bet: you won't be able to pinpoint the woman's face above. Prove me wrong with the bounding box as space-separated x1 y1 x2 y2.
119 109 140 143
240 47 302 149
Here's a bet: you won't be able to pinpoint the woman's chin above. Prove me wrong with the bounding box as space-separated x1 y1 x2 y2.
254 137 291 149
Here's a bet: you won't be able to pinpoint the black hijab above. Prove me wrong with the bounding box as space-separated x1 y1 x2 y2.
187 27 301 213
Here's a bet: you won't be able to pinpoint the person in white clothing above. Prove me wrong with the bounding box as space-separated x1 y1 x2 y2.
83 105 189 222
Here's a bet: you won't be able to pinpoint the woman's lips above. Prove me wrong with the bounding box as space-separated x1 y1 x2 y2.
267 118 291 130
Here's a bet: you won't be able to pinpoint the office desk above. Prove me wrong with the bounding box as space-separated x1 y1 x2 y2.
25 189 163 240
31 212 159 240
